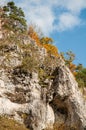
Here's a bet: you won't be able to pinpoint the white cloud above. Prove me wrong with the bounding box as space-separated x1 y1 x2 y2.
18 0 55 35
59 0 86 14
17 0 86 34
0 0 86 34
57 13 81 31
0 0 9 6
28 7 55 35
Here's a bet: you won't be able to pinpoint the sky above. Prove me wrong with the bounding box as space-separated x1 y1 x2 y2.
0 0 86 67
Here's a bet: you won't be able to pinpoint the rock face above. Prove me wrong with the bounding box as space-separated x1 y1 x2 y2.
0 70 54 130
49 61 86 130
0 36 86 130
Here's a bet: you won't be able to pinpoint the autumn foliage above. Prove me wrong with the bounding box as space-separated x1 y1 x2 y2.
40 37 53 44
40 37 58 56
43 43 58 57
68 62 77 75
28 26 59 57
28 26 41 46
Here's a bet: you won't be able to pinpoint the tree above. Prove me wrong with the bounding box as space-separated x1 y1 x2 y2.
60 51 75 64
76 68 86 88
76 64 83 72
28 25 41 46
65 51 75 64
40 37 58 56
60 51 76 74
2 1 27 33
40 37 53 44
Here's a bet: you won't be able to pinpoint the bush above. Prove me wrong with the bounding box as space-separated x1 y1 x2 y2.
21 56 39 72
76 68 86 88
40 37 59 57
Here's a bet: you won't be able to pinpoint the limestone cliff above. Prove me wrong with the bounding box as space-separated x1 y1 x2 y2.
0 35 86 130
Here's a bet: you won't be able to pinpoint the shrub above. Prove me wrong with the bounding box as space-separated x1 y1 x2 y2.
43 43 59 57
28 26 41 46
3 1 27 33
21 56 39 72
76 68 86 88
40 37 59 57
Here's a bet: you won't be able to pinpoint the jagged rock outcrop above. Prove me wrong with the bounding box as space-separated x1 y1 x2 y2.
49 61 86 130
0 36 86 130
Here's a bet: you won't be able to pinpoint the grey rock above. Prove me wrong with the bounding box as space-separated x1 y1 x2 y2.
0 37 86 130
49 59 86 130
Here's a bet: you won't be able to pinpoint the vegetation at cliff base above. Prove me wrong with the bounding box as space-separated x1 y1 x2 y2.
0 116 29 130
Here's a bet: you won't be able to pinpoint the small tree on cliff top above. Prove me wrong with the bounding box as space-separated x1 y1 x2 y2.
2 1 27 33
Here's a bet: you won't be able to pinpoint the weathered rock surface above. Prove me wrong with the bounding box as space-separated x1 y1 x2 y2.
0 37 86 130
49 60 86 130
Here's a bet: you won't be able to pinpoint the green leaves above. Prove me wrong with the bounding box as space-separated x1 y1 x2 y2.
3 1 27 33
76 68 86 88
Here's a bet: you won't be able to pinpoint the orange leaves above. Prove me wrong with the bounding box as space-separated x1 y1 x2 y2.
40 37 53 44
43 43 58 57
40 37 59 57
68 62 77 75
69 63 76 71
28 26 59 57
28 26 41 46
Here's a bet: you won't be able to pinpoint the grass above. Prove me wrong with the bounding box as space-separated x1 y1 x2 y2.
44 122 78 130
0 116 29 130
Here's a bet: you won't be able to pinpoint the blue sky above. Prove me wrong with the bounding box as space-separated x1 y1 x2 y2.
1 0 86 67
